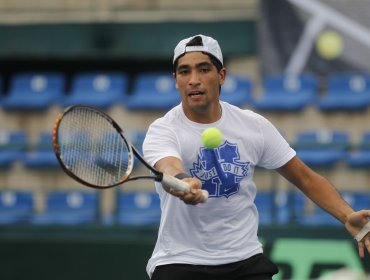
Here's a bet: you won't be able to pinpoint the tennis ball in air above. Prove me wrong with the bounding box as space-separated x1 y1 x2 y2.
315 30 343 60
202 127 223 149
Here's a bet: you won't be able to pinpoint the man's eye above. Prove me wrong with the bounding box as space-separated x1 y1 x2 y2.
200 68 210 73
178 69 188 75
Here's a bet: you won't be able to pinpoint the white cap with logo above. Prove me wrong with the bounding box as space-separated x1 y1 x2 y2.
173 34 223 66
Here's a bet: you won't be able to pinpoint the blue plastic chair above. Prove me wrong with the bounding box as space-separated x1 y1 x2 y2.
294 130 350 168
220 75 252 106
317 73 370 111
347 132 370 168
293 191 341 226
254 191 273 225
253 74 317 111
117 191 161 226
341 191 370 211
23 132 60 169
294 191 370 226
31 191 98 225
64 72 128 109
1 72 65 111
0 130 28 169
125 72 180 110
0 191 33 224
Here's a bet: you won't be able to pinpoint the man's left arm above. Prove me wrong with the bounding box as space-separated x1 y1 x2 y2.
277 155 370 257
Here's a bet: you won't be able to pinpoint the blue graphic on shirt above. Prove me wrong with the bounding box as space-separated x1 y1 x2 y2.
190 141 250 198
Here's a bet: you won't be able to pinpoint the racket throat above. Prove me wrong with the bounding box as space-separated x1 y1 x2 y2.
155 172 164 182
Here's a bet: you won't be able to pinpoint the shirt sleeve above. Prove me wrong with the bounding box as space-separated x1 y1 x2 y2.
256 114 296 169
142 120 182 167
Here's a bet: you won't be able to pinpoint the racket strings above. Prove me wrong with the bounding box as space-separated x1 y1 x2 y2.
57 107 132 187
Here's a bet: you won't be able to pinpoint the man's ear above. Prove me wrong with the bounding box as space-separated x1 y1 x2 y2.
173 72 178 89
219 68 227 86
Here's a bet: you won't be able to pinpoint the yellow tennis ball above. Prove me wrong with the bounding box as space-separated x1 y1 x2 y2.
315 30 343 60
202 127 223 149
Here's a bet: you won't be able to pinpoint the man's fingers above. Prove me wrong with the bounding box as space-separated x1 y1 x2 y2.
365 238 370 256
358 241 365 258
179 189 205 205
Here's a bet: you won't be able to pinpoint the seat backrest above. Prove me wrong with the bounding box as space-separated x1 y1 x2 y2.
45 191 97 211
359 132 370 150
263 74 317 94
132 72 176 95
117 191 160 211
9 72 65 96
327 73 370 94
222 75 252 94
342 192 370 210
31 132 53 151
0 191 33 210
0 130 28 151
71 72 128 95
294 130 350 150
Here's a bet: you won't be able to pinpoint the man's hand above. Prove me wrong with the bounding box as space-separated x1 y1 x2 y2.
165 177 205 205
345 210 370 258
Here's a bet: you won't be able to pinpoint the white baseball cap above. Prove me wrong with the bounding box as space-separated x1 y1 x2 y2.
173 34 223 66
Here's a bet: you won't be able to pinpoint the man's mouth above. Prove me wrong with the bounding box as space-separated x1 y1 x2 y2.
188 91 204 97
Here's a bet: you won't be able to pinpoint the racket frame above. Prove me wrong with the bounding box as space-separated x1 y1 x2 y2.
53 105 165 189
53 105 208 201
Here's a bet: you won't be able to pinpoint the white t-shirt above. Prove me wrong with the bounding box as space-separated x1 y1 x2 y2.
143 101 296 277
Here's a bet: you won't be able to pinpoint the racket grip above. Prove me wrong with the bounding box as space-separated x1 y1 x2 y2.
161 173 208 202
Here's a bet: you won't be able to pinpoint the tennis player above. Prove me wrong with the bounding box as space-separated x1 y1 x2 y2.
143 34 370 280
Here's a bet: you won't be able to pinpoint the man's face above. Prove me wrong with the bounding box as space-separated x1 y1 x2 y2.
174 52 226 113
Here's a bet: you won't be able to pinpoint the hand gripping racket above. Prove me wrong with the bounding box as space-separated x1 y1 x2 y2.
52 105 208 202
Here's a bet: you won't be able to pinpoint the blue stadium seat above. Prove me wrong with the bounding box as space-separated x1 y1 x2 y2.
255 190 290 225
274 190 291 225
253 74 317 111
1 72 65 111
294 191 370 226
117 191 161 226
63 72 128 109
220 75 252 106
317 73 370 111
0 191 33 224
125 72 180 110
31 191 98 225
254 191 273 225
23 132 59 169
294 130 349 168
294 192 341 226
346 132 370 168
341 191 370 211
0 130 28 169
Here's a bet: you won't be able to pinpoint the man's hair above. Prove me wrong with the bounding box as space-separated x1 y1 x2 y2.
173 36 223 73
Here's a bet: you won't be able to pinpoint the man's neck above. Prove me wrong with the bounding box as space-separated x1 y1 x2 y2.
183 103 222 124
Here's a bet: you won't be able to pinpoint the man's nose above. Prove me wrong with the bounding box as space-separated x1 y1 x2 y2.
189 72 200 86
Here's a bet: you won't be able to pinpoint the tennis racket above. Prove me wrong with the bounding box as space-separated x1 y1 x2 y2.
52 105 208 202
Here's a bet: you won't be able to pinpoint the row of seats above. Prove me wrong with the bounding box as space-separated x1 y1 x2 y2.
0 190 160 226
294 130 370 168
255 73 370 111
0 71 370 111
0 130 146 169
256 190 370 226
1 189 368 227
1 129 369 170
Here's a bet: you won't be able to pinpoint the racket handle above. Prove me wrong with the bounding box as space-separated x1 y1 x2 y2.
161 173 208 202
